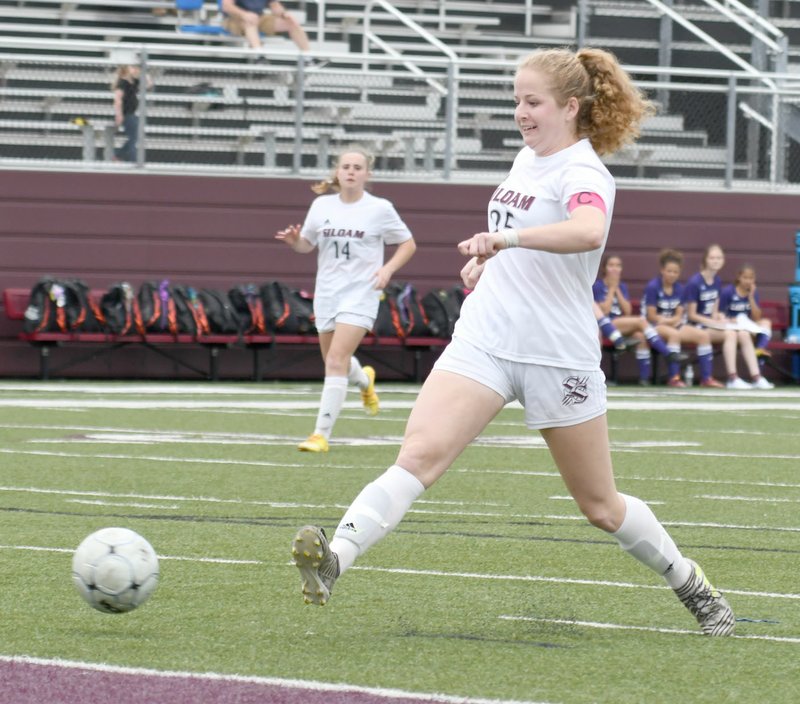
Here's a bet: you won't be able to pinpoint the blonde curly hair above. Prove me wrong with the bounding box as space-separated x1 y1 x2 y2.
517 47 655 156
311 146 376 194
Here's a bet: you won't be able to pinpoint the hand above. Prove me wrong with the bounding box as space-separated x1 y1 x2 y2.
275 223 301 247
460 257 484 289
371 265 392 291
457 231 504 262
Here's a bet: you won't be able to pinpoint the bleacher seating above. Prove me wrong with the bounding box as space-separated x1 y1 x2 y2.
0 0 792 184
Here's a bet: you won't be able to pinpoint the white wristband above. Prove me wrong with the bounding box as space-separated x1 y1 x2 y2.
500 228 519 248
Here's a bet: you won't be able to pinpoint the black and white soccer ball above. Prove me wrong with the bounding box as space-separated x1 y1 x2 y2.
72 527 159 614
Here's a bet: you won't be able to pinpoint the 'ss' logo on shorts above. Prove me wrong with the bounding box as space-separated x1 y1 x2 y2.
561 376 590 406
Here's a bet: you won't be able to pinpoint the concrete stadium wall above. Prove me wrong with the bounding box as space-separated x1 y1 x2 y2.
1 169 798 380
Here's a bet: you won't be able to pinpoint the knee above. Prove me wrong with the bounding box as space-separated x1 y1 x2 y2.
324 352 350 376
576 497 625 532
396 434 448 487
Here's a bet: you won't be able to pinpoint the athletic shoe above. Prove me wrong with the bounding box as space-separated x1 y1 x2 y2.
667 375 686 388
667 351 689 364
700 377 725 388
755 347 772 359
638 378 652 387
298 434 329 452
360 365 379 416
751 376 775 389
292 525 340 606
613 336 640 352
726 377 751 390
674 559 735 636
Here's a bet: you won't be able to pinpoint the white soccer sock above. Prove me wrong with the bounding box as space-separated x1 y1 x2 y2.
348 356 368 388
312 376 348 439
331 464 425 574
611 493 692 588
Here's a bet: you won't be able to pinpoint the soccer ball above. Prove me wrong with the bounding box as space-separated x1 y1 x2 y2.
72 527 159 614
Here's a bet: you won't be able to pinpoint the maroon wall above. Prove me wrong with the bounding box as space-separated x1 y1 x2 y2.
1 169 798 380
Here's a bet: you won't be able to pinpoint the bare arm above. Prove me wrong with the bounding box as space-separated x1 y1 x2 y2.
113 89 124 126
275 223 315 254
749 287 763 321
457 206 605 261
615 286 633 316
373 238 417 290
597 285 617 316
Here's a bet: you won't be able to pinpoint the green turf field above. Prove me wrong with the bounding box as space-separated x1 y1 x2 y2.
1 379 798 703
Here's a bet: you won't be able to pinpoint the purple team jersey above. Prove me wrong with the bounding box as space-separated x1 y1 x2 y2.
683 272 721 318
642 276 684 318
592 279 630 318
719 284 759 317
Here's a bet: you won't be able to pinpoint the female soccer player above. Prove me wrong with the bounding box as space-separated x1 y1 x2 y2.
593 253 685 385
642 248 724 388
719 264 775 388
683 244 746 388
292 48 734 636
276 147 417 452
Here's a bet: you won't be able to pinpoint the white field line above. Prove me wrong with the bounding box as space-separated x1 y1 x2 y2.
3 465 800 530
3 544 799 602
0 398 416 410
497 616 800 644
698 494 800 504
0 655 551 704
65 499 182 509
457 467 800 490
0 484 501 509
4 394 800 412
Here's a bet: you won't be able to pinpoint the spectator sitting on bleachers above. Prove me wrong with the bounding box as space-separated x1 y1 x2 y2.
593 253 686 386
221 0 324 66
683 244 747 389
642 248 722 387
719 264 775 389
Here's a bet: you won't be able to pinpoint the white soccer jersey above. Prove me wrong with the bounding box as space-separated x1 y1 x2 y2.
453 139 615 370
300 191 413 321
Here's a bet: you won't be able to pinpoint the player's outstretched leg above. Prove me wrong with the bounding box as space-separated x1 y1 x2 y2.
674 559 735 636
291 525 340 606
360 365 379 416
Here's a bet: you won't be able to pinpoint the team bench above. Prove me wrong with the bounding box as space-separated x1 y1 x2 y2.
2 288 450 382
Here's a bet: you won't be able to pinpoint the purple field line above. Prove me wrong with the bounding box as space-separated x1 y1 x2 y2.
0 656 551 704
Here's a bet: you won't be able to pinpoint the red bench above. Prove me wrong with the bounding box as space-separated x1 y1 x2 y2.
2 287 450 381
3 287 240 380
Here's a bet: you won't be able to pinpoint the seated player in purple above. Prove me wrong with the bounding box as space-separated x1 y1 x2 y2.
593 253 684 385
683 244 744 389
642 248 716 387
719 264 774 389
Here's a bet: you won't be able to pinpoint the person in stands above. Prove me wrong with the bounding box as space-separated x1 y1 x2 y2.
221 0 325 66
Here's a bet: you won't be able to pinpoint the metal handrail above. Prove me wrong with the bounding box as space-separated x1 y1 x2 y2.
645 0 777 88
363 0 458 178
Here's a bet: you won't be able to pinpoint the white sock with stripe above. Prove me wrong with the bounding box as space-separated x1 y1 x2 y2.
348 356 368 388
611 493 692 588
331 465 425 573
312 376 348 439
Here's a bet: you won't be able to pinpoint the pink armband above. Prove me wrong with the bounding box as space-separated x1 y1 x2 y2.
567 191 607 215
